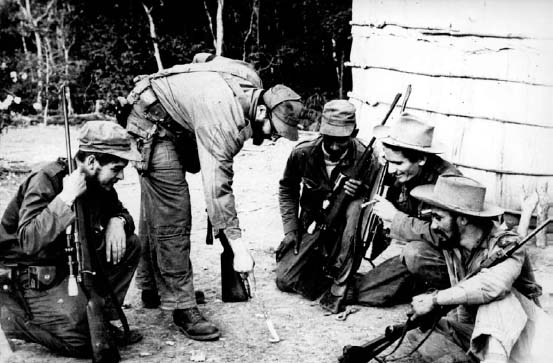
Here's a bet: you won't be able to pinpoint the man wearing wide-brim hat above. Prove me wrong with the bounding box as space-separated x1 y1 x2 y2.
353 112 461 307
406 174 549 363
276 99 381 313
0 121 142 358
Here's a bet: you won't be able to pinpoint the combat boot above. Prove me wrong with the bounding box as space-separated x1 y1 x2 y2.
173 307 220 341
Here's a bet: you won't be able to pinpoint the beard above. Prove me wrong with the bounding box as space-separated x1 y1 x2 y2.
434 220 460 249
251 119 271 145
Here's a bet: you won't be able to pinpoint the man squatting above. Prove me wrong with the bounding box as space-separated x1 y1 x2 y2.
406 174 551 362
0 121 142 358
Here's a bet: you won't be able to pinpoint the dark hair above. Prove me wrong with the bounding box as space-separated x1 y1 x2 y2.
75 150 126 166
382 143 428 163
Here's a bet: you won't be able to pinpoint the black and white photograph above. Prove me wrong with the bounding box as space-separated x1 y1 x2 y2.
0 0 552 362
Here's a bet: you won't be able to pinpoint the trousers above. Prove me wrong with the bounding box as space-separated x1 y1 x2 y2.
275 200 363 300
135 139 196 310
0 235 140 358
354 240 451 306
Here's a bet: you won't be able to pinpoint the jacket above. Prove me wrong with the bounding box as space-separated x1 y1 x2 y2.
146 60 262 240
278 136 380 235
0 159 134 265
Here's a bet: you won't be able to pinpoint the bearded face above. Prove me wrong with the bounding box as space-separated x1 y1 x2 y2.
429 207 460 248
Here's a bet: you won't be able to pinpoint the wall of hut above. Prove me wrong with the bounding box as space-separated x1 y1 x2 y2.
348 0 553 213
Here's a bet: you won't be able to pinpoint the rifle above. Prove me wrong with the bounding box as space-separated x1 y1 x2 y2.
338 218 553 363
361 85 412 263
61 86 121 363
307 92 403 237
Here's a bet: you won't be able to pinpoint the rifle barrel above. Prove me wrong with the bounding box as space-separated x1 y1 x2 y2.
61 85 73 173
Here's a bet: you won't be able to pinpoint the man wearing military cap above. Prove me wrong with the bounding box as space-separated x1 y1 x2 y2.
405 174 547 363
276 99 381 313
0 121 142 358
118 55 303 340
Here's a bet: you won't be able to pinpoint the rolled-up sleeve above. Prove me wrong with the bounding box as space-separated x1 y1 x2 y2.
438 248 525 306
17 172 75 256
279 150 301 235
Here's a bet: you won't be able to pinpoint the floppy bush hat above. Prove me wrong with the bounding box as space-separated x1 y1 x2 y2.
410 174 504 217
374 112 443 154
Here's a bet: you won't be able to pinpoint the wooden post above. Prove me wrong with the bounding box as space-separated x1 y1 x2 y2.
536 182 552 248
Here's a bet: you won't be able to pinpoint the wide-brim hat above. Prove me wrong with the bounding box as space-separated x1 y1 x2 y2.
263 85 302 141
78 121 142 162
319 100 356 137
410 174 504 217
374 112 443 154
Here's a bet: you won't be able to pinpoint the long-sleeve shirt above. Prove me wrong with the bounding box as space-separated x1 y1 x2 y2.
150 61 262 240
436 225 542 323
0 158 134 265
387 156 460 244
278 136 380 235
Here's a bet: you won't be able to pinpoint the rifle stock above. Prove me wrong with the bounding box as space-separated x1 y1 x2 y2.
61 86 120 363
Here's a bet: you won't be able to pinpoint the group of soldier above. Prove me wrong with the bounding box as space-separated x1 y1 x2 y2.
0 53 550 363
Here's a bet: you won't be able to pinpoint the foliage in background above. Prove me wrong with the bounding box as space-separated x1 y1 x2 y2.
0 0 351 125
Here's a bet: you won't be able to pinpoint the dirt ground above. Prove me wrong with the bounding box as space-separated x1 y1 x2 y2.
1 125 553 363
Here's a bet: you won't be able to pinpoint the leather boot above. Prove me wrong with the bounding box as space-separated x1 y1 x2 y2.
173 307 220 341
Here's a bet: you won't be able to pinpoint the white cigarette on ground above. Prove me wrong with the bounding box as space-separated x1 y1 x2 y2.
265 318 280 343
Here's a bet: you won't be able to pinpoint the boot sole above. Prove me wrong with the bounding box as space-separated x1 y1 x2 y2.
177 326 220 341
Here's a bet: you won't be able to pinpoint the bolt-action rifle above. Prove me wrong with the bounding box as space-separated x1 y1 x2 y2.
338 218 553 363
62 86 121 363
361 85 412 263
306 92 403 239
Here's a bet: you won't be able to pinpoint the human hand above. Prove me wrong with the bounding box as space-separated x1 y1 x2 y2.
105 217 126 264
371 195 397 228
344 178 363 197
276 230 299 262
229 238 255 273
59 169 87 206
411 292 436 317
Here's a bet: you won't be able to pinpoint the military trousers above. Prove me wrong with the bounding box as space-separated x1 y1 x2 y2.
0 234 140 358
135 139 197 310
275 200 363 300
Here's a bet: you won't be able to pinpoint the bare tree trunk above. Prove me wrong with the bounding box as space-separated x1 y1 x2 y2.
255 0 260 49
20 0 56 112
142 2 164 71
242 0 257 61
536 183 552 248
215 0 224 55
42 36 53 125
203 0 217 50
331 38 343 98
24 0 44 109
338 52 344 99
